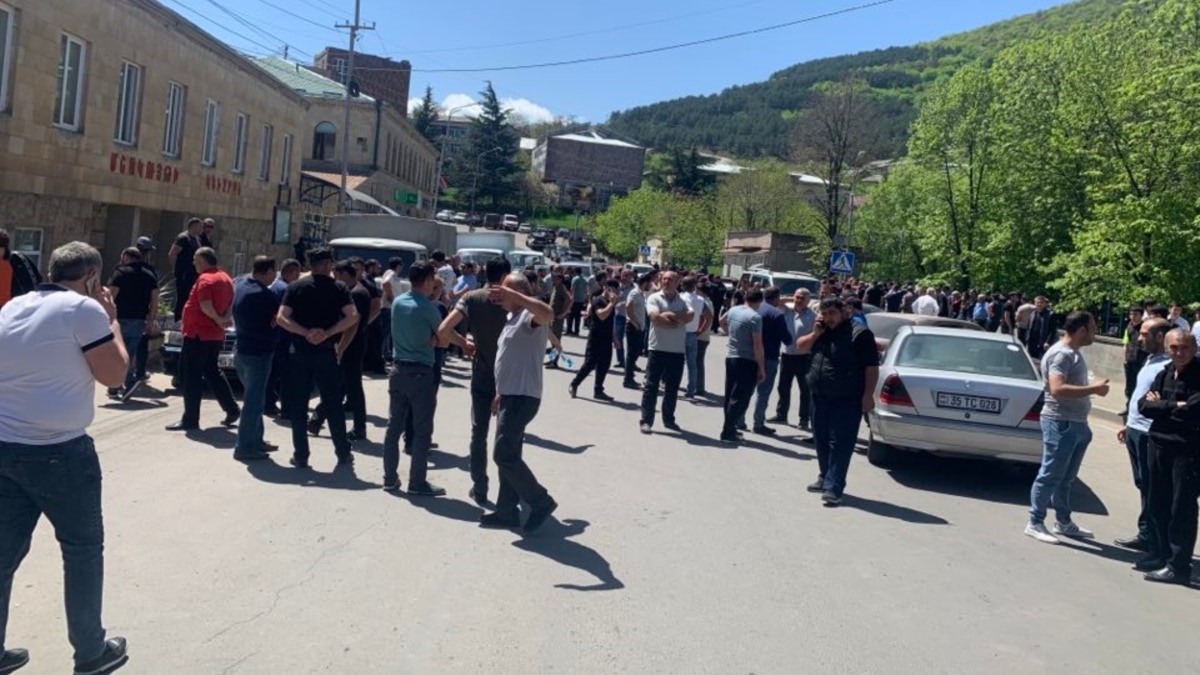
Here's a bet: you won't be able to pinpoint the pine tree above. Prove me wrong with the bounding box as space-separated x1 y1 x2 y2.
462 82 520 210
412 86 440 146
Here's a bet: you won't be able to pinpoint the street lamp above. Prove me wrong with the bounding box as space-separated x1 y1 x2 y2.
430 101 481 218
470 146 506 229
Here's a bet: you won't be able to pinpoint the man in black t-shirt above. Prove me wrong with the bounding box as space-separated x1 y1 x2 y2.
106 246 160 399
570 278 620 401
308 261 372 440
276 249 360 468
167 217 204 320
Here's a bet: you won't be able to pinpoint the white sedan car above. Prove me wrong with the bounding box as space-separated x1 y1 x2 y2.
867 326 1045 467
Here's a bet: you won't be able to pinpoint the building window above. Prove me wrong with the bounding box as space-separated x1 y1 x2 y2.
12 227 42 270
312 121 336 161
279 133 292 185
163 81 186 158
0 2 14 113
258 123 273 181
331 57 347 83
232 112 248 174
201 99 219 166
113 61 141 145
53 33 86 131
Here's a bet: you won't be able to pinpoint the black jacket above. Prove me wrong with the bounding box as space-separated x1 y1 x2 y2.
2 250 42 300
1138 358 1200 447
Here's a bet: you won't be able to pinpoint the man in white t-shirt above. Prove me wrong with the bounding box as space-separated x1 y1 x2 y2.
680 276 708 398
430 250 457 305
912 287 939 316
380 257 412 366
0 242 131 675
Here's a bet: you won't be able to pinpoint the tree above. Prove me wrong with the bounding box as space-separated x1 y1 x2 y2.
712 161 820 236
458 82 521 210
412 86 440 146
593 188 675 262
670 148 716 196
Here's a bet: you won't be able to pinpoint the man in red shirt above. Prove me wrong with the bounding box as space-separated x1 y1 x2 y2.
167 247 240 431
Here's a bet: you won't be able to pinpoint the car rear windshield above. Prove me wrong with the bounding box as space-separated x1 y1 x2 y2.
776 277 819 295
895 334 1039 381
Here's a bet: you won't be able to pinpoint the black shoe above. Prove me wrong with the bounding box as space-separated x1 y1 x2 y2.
73 637 127 675
165 421 197 432
544 362 559 370
524 497 559 534
382 478 402 492
336 454 354 467
683 392 694 400
407 482 446 497
736 422 748 431
480 511 520 529
232 451 271 462
469 486 489 506
106 388 122 400
821 491 842 507
1134 557 1167 572
568 383 578 399
260 442 279 453
594 392 615 402
663 420 681 431
1114 536 1150 552
798 420 811 431
403 446 412 456
806 480 825 493
639 422 652 434
768 415 788 424
752 425 777 436
347 430 367 442
119 380 141 403
719 434 741 445
263 406 281 417
633 365 644 373
306 420 322 436
1144 567 1191 585
220 410 241 428
289 457 311 469
0 648 29 674
623 381 641 390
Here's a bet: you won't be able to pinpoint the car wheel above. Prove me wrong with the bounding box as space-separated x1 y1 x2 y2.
867 434 896 468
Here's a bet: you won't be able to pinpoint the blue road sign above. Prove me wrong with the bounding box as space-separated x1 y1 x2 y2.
639 244 652 257
829 250 856 275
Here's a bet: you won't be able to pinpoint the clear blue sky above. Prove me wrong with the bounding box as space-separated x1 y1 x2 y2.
168 0 1074 123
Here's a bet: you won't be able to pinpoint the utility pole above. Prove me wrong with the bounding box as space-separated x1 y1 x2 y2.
336 0 374 213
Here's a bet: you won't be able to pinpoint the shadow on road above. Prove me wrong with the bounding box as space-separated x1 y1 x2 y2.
840 494 949 525
589 398 641 412
880 454 1109 516
184 427 237 450
525 433 594 455
428 448 470 471
99 399 169 411
512 518 624 592
244 459 378 491
390 493 482 523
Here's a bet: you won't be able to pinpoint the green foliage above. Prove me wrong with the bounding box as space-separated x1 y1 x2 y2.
412 86 440 146
455 82 521 210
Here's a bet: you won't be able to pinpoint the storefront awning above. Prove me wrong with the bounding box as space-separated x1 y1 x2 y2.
301 171 399 216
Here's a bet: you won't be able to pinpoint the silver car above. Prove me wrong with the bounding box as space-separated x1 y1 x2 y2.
867 326 1045 467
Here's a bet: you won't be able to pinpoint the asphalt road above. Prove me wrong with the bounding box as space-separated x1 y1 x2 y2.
7 332 1199 674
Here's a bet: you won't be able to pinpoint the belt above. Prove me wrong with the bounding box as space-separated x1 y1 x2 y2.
393 360 433 369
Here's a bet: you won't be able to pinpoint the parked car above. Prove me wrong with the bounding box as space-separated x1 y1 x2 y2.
452 212 468 224
739 268 820 297
502 214 520 231
867 326 1045 468
518 222 533 234
557 227 571 238
465 213 482 227
483 213 502 230
435 209 454 221
529 227 556 249
866 313 983 357
160 325 238 387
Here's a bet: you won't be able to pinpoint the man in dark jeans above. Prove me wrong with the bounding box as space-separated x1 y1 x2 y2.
0 240 131 675
439 257 511 505
230 256 281 461
622 274 651 389
166 247 239 432
1114 318 1170 552
1122 306 1148 412
166 217 204 321
105 246 159 402
266 259 301 418
639 271 693 434
307 261 371 441
774 288 816 429
570 279 620 401
719 289 765 444
382 262 445 496
276 249 360 468
796 296 880 506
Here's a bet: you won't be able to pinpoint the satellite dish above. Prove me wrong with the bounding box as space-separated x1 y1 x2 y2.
349 80 361 98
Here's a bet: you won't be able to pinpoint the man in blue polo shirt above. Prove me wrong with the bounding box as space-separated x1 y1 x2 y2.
231 256 281 461
382 261 445 496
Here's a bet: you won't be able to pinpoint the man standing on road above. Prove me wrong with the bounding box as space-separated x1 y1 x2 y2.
379 257 409 369
681 277 708 400
276 249 359 469
748 287 791 436
307 261 371 442
912 287 939 316
479 273 559 533
569 279 619 401
1026 296 1055 361
1135 328 1200 585
545 267 571 369
0 227 44 311
623 273 651 390
1024 311 1110 544
568 269 588 336
796 296 880 506
720 288 765 445
230 257 281 461
614 269 634 369
105 246 159 402
265 259 301 419
166 247 239 432
382 262 445 496
1114 318 1171 552
694 281 715 397
1121 306 1148 411
639 271 693 435
773 288 816 430
0 241 130 675
431 250 457 305
167 217 204 320
438 257 511 505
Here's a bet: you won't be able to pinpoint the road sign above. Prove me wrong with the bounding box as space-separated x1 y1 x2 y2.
639 244 652 258
829 250 856 275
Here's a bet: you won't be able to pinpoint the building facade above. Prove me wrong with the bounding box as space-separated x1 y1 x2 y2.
532 127 645 212
313 47 411 116
0 0 308 276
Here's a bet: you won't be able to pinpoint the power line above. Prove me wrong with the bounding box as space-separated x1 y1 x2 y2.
252 0 344 34
161 0 283 55
291 0 345 21
201 0 316 58
359 0 899 74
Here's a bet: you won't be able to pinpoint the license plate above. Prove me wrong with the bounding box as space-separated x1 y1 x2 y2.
218 354 234 369
935 392 1001 413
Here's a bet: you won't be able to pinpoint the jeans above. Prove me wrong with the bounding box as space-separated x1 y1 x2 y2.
812 398 864 495
696 339 710 394
311 345 367 435
624 326 645 385
382 363 437 486
640 351 685 427
723 358 758 437
776 354 813 424
469 390 495 493
181 337 239 427
379 307 392 363
0 436 107 666
135 330 149 379
1146 440 1200 574
684 332 699 396
1124 428 1152 542
1029 418 1093 525
287 343 351 463
571 339 613 395
266 344 290 416
233 351 273 454
117 319 144 390
494 395 550 516
748 358 780 428
614 315 627 366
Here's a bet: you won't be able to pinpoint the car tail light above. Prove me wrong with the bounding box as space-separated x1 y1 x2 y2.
1023 397 1044 422
879 374 913 407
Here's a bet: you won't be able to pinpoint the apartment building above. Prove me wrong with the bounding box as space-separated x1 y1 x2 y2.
0 0 308 274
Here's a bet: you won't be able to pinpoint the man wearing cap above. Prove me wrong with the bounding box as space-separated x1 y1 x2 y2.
167 218 204 320
105 246 160 401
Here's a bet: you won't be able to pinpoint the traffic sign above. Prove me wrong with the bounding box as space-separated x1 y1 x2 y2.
829 250 856 274
639 244 652 258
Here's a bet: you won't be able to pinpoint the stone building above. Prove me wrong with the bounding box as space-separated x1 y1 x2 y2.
532 127 645 212
313 47 411 115
252 56 438 241
0 0 309 275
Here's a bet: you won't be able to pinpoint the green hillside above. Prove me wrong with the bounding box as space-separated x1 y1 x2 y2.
605 0 1125 159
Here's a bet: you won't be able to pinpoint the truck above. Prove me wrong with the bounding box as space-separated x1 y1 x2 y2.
457 232 517 254
328 214 457 256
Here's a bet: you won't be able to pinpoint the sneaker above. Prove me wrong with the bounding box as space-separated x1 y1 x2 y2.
407 482 446 497
382 478 402 492
806 480 824 493
1024 522 1059 544
0 648 29 674
821 491 842 507
1052 521 1095 540
119 380 141 403
639 422 652 434
73 637 128 675
106 388 122 400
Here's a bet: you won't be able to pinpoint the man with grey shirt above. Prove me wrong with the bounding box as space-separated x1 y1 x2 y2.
1025 311 1111 544
479 274 558 534
774 289 817 429
639 271 694 434
623 273 652 390
720 288 766 444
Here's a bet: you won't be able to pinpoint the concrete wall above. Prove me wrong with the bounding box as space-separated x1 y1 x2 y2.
1080 337 1128 413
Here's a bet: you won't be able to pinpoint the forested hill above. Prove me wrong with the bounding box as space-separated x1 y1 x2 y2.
605 0 1124 159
